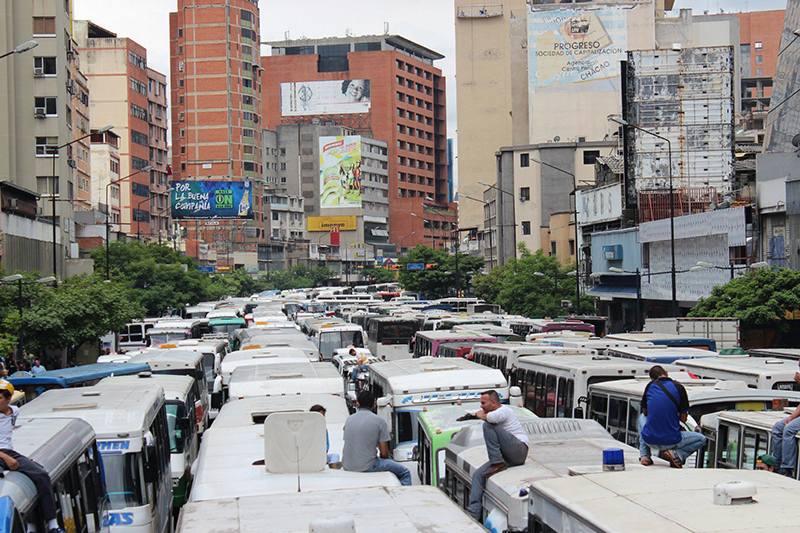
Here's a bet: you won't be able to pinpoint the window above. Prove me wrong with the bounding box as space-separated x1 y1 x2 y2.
242 77 253 89
244 162 255 171
130 77 147 95
35 97 57 116
242 95 253 105
756 55 763 65
131 130 149 146
110 159 120 174
755 41 763 50
36 176 59 195
520 153 529 167
178 28 183 37
756 68 763 77
131 156 149 171
520 187 530 201
33 57 56 75
521 221 531 235
33 17 56 36
128 51 147 70
179 79 184 88
130 103 148 121
583 150 601 165
550 241 557 256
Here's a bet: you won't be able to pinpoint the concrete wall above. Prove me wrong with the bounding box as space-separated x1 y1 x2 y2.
589 227 641 276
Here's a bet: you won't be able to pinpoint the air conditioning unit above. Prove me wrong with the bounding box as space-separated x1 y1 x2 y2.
519 194 528 202
33 66 45 77
66 80 76 95
34 107 47 118
67 159 77 168
7 198 18 209
577 136 587 143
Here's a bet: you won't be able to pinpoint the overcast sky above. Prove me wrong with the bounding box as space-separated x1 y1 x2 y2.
74 0 788 151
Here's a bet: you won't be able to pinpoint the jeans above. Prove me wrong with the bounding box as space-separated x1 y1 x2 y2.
368 457 412 486
468 423 528 520
771 417 800 471
0 450 57 521
638 414 652 459
645 431 707 463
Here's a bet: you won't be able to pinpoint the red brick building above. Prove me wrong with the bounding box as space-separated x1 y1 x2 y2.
169 0 266 268
735 9 786 133
262 35 456 250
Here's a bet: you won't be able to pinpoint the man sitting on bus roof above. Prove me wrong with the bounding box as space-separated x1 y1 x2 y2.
640 365 706 469
464 389 529 521
771 374 800 477
0 380 64 533
342 389 412 485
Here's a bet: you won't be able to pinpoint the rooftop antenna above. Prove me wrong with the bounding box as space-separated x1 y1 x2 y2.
345 27 352 37
284 30 290 41
384 22 389 35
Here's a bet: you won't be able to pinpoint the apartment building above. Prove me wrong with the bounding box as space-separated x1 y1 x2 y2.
147 68 170 240
261 34 455 250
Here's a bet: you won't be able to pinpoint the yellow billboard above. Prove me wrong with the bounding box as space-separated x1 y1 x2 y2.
307 216 357 232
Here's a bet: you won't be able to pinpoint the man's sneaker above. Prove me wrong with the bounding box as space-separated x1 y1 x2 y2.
482 462 508 478
659 449 683 469
778 468 794 477
639 457 653 466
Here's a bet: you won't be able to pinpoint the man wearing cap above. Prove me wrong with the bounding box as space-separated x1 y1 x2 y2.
756 454 777 473
0 380 64 532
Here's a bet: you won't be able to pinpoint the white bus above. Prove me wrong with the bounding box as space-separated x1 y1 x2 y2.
99 374 200 510
367 357 510 467
531 337 654 354
443 418 643 532
367 317 421 361
18 385 173 533
308 322 366 361
468 343 598 378
698 409 800 475
178 486 483 533
605 345 719 364
219 347 317 386
127 350 210 434
529 468 800 532
511 354 672 419
0 418 107 533
587 376 800 451
227 362 343 400
676 356 800 390
190 396 400 502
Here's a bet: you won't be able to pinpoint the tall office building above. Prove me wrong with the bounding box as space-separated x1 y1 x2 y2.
765 0 800 153
0 0 82 274
170 0 266 269
146 68 170 240
74 21 160 239
261 35 455 250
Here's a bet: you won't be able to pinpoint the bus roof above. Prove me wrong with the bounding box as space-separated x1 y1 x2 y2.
530 468 800 532
8 362 151 388
98 373 195 402
415 330 497 341
470 342 598 357
701 408 789 433
228 362 342 398
677 356 799 377
179 486 484 532
607 332 716 344
127 350 203 368
208 317 246 326
513 354 664 374
607 345 719 362
17 384 165 441
212 395 349 428
749 348 800 360
369 357 507 394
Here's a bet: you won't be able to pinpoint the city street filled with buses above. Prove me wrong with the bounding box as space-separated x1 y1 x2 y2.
5 284 800 532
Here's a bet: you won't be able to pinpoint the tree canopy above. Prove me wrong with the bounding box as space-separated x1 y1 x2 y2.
397 246 483 299
689 268 800 331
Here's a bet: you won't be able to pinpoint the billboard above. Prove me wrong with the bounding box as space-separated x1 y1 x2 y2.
171 180 254 220
528 7 628 92
576 183 622 225
320 136 362 208
307 215 357 232
281 80 371 116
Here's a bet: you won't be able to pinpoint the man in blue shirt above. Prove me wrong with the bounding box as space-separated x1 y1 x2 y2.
639 365 706 468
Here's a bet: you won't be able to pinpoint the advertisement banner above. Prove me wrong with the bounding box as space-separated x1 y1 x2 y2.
281 80 371 116
576 183 623 225
528 7 627 92
307 216 358 232
423 203 456 217
171 181 253 220
320 136 362 208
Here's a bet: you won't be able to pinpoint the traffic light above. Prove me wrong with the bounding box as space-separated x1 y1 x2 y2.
425 263 437 270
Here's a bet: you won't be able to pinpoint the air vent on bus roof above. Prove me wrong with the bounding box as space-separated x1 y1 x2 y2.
713 481 757 505
53 402 98 411
423 364 459 372
765 359 786 364
268 372 304 379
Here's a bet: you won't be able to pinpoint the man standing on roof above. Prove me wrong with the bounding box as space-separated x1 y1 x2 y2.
639 365 706 468
342 389 411 485
465 389 529 521
0 380 64 532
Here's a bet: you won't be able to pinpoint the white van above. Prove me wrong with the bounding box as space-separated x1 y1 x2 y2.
18 385 173 533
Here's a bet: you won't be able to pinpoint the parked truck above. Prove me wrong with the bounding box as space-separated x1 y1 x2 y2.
643 317 740 350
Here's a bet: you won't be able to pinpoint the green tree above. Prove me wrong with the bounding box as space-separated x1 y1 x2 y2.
24 276 145 357
689 268 800 332
397 246 483 299
473 249 594 316
360 267 397 284
0 270 55 359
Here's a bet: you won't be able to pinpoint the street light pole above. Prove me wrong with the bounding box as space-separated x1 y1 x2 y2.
0 40 38 60
610 117 677 317
105 165 152 280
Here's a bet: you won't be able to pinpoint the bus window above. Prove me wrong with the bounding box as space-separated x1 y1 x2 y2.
545 374 557 418
608 397 627 442
103 453 146 509
741 429 768 470
534 373 546 417
565 380 574 418
395 411 419 445
590 394 608 428
499 356 507 374
556 378 568 417
627 399 641 448
717 423 739 468
524 371 536 413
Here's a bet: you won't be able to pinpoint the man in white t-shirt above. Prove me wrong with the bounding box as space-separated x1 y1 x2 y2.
0 380 64 533
466 389 529 521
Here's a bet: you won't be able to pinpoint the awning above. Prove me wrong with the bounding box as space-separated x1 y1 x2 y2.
587 284 639 301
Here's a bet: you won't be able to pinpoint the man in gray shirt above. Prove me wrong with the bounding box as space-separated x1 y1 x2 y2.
342 389 411 485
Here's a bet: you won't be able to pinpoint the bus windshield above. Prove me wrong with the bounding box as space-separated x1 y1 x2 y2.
149 332 189 346
102 452 146 509
166 401 187 454
319 331 364 357
377 322 418 343
210 324 240 335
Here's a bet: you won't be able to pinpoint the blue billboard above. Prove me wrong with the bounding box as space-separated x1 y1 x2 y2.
171 180 253 220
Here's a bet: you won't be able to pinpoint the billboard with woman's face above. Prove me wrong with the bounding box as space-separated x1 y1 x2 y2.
281 79 371 116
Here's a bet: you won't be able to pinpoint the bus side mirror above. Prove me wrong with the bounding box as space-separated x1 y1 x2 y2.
573 407 584 419
211 392 223 410
177 417 191 430
144 445 159 484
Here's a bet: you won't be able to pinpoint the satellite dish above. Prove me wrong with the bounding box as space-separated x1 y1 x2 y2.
792 134 800 148
553 136 561 143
